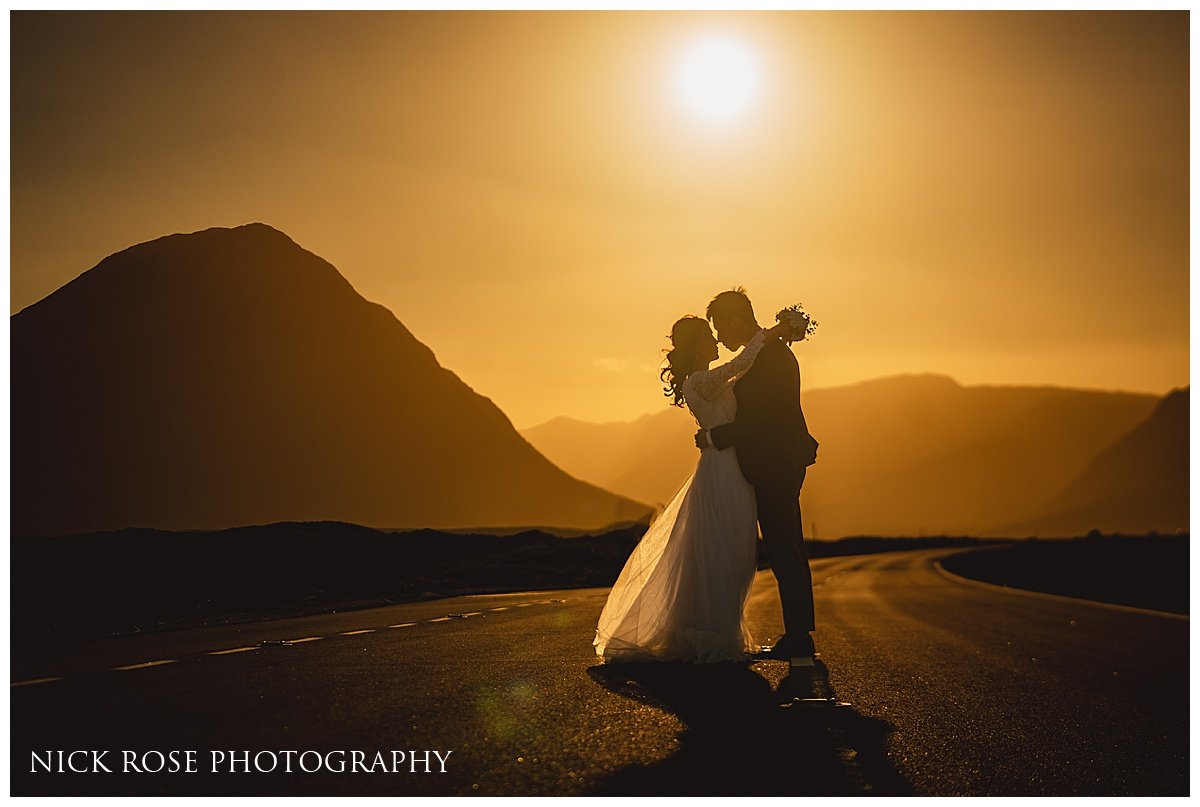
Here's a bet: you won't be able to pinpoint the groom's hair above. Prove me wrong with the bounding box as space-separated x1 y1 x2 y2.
706 287 756 323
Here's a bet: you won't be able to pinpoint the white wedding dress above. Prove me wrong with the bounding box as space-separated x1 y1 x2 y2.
594 329 768 663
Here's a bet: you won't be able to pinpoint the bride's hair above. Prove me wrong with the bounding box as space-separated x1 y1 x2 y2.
660 315 712 407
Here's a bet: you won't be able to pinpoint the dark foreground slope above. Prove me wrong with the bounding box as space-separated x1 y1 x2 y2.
11 521 991 650
940 534 1189 614
10 521 645 649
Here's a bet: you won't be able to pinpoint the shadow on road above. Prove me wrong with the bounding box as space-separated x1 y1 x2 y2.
587 659 911 795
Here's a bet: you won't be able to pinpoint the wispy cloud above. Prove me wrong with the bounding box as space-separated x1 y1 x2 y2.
593 357 631 373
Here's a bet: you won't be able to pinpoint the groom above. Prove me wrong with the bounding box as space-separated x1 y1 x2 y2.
695 288 820 659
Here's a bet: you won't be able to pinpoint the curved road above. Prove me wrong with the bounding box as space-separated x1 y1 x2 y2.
10 548 1188 795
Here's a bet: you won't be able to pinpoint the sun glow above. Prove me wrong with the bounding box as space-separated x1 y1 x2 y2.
675 36 762 123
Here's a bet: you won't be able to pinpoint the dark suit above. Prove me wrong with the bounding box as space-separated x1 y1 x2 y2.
709 336 819 634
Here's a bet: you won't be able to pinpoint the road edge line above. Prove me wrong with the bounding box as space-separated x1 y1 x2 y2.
932 555 1189 621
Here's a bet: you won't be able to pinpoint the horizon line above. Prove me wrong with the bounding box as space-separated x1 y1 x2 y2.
515 373 1189 431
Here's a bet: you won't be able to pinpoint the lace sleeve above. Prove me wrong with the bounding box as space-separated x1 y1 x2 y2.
686 329 769 402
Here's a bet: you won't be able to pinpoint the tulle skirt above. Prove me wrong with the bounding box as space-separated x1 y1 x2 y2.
594 447 759 663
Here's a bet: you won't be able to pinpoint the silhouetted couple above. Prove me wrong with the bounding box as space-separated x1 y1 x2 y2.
595 287 820 663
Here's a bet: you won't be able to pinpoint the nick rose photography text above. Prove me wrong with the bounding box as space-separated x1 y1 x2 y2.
30 749 453 774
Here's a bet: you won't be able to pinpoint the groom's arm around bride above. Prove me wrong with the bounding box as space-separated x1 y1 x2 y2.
705 336 818 480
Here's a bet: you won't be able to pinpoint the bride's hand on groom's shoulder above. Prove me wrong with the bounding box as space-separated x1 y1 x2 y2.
765 322 790 341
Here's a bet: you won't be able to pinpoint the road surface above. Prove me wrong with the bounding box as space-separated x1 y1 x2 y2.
10 548 1189 795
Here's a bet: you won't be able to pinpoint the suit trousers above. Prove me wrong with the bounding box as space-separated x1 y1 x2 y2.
753 470 815 634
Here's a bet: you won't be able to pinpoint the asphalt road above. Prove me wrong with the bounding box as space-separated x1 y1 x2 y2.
10 548 1189 796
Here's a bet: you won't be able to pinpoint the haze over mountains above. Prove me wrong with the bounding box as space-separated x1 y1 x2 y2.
12 224 651 536
11 222 1186 541
523 376 1188 538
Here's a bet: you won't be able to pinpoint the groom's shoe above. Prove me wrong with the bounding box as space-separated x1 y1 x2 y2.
759 632 816 660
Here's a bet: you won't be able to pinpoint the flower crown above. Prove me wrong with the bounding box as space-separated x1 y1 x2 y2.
774 304 818 344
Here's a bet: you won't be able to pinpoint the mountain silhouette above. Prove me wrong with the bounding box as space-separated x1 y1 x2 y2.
1004 387 1189 536
12 223 651 536
522 374 1166 538
522 411 700 508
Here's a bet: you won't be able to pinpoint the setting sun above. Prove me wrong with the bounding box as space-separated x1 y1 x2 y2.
675 35 762 122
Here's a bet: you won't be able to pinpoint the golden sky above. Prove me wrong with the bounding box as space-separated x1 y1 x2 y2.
11 11 1189 427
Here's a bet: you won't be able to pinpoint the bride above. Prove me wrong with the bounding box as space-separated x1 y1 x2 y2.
593 315 792 663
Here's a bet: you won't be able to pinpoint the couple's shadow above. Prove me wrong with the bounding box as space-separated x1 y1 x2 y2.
587 658 911 795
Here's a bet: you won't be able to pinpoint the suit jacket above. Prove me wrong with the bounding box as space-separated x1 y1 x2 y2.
709 336 818 489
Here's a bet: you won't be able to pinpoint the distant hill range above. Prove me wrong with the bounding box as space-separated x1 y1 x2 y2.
522 375 1188 538
1001 387 1188 537
12 223 651 536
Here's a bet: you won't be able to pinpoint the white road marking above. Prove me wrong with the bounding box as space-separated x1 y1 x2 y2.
11 676 65 687
19 594 573 684
113 659 177 671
